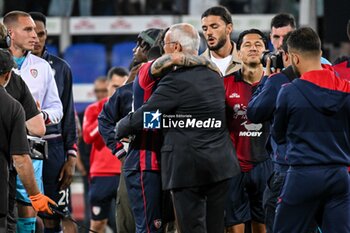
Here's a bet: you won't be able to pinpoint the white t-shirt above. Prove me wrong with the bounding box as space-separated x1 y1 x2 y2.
211 55 232 76
13 53 63 125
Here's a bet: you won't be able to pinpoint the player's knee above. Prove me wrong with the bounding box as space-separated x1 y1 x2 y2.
91 219 108 231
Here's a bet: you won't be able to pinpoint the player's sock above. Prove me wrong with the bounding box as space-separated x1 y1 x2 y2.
17 217 36 233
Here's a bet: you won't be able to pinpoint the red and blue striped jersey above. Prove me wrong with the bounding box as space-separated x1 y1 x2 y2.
124 61 161 171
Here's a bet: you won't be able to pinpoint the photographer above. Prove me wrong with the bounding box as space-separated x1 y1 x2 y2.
0 49 56 232
247 32 296 233
272 26 350 233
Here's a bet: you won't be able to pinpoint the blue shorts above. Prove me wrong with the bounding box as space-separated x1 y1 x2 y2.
89 175 120 220
124 170 163 233
16 160 43 204
40 137 69 219
225 159 273 226
263 169 287 233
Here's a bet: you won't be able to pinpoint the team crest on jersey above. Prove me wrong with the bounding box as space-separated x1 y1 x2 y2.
30 69 38 78
153 219 162 229
92 206 101 216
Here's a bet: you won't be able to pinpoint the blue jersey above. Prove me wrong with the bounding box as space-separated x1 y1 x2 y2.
98 83 133 155
247 66 297 165
272 66 350 166
42 48 77 156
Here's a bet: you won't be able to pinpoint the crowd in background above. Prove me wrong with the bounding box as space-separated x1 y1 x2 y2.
0 0 299 16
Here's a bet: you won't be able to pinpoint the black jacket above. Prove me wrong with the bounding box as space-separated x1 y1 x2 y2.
117 66 240 190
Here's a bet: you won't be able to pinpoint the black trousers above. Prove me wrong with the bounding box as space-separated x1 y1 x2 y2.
7 169 17 233
171 179 230 233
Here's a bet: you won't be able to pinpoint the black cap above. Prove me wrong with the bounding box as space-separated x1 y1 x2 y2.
0 49 16 75
137 28 162 48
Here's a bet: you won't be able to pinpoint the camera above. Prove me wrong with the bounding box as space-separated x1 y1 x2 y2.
27 136 48 160
261 51 284 69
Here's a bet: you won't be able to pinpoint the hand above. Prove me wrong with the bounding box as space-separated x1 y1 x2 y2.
114 141 127 159
120 137 130 143
59 156 77 190
29 193 57 215
76 151 87 176
265 57 281 76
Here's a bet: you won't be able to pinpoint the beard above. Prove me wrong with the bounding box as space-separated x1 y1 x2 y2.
291 60 301 77
207 35 227 51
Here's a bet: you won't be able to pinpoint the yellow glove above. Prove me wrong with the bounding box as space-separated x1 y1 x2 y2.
29 193 57 215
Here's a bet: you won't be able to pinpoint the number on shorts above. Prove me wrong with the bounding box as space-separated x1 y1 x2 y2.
58 189 69 206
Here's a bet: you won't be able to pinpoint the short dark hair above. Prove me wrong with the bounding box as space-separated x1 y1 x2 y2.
107 67 129 80
201 6 232 25
270 13 296 29
3 11 31 27
287 27 321 56
281 32 292 53
236 29 268 50
29 12 46 26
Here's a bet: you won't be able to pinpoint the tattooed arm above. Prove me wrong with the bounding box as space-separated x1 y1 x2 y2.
151 53 221 77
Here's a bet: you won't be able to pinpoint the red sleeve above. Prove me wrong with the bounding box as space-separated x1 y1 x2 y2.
82 103 100 145
138 61 156 89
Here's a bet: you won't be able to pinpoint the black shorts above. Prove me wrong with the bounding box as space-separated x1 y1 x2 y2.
89 175 120 220
40 137 69 220
225 159 273 226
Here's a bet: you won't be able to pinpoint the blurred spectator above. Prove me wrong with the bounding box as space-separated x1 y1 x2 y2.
115 0 143 15
4 0 50 15
92 0 117 16
189 0 218 15
76 76 108 232
220 0 250 14
48 0 91 16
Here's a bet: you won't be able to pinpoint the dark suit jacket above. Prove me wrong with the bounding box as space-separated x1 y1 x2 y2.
117 66 240 190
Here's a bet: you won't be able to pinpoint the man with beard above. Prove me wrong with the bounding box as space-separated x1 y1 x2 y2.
272 27 350 233
115 23 238 233
201 5 241 75
224 29 272 233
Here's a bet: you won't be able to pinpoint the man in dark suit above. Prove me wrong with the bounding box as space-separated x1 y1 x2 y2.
116 23 240 233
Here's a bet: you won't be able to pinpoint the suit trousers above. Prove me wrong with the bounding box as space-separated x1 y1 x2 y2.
171 179 230 233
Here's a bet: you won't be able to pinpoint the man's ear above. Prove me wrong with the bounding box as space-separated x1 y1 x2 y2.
174 42 182 52
283 52 289 62
237 50 242 60
292 53 300 65
226 23 233 35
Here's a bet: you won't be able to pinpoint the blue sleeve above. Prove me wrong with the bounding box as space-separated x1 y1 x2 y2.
61 64 78 156
271 86 289 144
247 76 279 123
98 90 123 154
